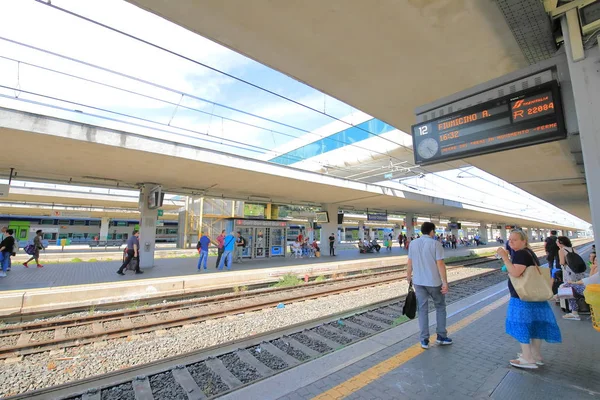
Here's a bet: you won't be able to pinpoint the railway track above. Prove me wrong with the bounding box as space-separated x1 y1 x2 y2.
0 257 498 360
5 269 511 400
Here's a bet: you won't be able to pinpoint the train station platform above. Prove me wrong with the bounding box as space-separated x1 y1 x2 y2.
0 243 504 316
224 280 600 400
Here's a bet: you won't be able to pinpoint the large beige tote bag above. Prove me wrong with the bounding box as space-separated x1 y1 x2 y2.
510 256 553 302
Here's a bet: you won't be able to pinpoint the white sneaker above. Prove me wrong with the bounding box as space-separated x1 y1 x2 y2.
0 271 6 277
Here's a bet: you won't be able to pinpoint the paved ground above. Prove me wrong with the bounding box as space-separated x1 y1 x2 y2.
0 244 498 291
273 288 599 400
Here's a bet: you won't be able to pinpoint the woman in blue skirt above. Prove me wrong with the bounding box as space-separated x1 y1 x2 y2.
497 230 561 369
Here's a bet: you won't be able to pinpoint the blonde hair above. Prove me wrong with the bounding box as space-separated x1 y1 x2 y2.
510 229 531 249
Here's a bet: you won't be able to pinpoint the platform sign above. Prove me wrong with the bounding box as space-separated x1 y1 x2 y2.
367 213 388 222
157 209 164 217
412 81 566 165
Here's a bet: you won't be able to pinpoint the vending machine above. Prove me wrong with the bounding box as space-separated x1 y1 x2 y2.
224 218 288 259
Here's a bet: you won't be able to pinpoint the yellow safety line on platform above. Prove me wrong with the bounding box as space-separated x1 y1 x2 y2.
311 295 510 400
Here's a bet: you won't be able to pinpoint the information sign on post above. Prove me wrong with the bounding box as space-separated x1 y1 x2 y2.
367 213 388 222
157 209 164 217
412 81 566 165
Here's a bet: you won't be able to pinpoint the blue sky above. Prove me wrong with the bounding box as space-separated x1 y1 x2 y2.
0 0 590 229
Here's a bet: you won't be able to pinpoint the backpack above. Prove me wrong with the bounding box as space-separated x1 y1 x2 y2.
564 248 586 274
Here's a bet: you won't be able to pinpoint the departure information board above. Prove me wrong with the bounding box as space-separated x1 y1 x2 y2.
412 81 566 165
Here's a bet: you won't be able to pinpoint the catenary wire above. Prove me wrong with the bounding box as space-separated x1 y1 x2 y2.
0 86 366 175
33 0 418 152
0 51 415 167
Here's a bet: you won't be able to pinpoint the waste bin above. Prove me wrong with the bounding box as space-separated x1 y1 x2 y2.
583 284 600 332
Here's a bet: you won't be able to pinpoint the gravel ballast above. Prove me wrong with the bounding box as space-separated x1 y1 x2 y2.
150 371 187 400
187 361 229 396
101 382 135 400
219 353 261 384
249 345 288 370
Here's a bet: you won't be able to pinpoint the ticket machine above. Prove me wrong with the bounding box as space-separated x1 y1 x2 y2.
224 218 287 259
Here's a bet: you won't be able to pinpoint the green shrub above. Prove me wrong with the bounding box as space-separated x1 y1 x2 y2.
272 273 303 288
314 275 327 283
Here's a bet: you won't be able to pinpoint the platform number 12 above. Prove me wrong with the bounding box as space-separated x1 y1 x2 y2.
418 125 429 136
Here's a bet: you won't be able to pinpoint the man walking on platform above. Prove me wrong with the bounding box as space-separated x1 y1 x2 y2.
24 229 45 269
328 232 336 256
215 230 226 269
545 230 560 270
117 230 143 275
407 222 452 349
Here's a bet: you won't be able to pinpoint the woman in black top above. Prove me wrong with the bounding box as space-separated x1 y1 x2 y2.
497 230 561 370
0 229 15 277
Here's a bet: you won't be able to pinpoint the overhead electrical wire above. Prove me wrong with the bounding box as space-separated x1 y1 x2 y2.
33 0 417 153
0 85 366 176
0 36 417 172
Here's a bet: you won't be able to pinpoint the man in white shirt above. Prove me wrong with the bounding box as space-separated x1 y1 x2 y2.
407 222 452 349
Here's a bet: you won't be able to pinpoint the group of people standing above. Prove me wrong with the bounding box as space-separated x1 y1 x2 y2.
0 228 46 277
197 230 246 271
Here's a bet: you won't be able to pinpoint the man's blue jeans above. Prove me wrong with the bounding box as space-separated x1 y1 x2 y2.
197 250 208 270
414 284 447 342
0 251 10 272
217 251 232 270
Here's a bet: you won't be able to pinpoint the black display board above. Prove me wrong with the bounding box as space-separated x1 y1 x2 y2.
412 81 566 165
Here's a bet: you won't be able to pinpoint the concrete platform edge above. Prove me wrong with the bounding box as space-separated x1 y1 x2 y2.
0 256 406 316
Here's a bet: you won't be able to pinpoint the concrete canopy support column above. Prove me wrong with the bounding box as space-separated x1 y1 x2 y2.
359 222 365 241
138 185 158 269
405 213 415 238
562 15 600 249
320 204 339 245
479 222 488 243
99 217 110 241
450 218 458 239
500 225 508 242
177 210 185 248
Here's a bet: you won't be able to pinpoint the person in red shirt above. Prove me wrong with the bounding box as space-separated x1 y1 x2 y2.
215 230 226 269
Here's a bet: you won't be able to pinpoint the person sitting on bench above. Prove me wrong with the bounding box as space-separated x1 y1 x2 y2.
561 256 598 321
